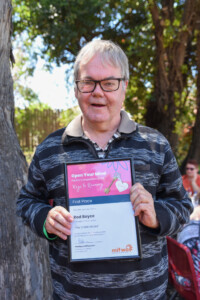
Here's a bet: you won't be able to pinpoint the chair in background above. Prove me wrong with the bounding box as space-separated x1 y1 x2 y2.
167 236 200 300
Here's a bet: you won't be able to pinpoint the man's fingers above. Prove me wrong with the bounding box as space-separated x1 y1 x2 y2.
51 206 74 222
130 183 159 228
50 212 72 228
46 219 70 240
48 216 72 233
134 202 149 216
45 206 74 240
130 183 152 207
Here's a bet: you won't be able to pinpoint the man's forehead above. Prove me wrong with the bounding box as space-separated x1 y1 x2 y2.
78 63 121 79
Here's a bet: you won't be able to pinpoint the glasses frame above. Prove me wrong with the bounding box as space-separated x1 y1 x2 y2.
186 167 195 171
75 77 125 93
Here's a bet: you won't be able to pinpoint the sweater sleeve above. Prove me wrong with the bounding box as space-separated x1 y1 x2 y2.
151 142 193 237
16 149 52 239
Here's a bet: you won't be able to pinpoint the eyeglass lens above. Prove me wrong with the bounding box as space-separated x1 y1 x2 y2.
77 79 120 92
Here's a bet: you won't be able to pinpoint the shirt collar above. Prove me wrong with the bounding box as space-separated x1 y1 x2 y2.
62 110 136 144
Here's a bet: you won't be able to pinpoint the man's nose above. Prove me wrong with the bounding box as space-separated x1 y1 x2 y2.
92 82 104 95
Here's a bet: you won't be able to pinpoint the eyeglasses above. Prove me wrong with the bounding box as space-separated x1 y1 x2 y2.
186 167 195 171
75 78 125 93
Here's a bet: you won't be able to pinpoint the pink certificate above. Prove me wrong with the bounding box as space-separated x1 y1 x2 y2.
65 158 141 263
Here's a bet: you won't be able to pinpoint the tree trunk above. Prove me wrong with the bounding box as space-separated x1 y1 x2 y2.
180 5 200 172
0 1 52 299
146 0 197 152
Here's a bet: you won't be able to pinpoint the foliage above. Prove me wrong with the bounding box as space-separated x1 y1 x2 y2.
23 148 34 165
12 1 153 89
12 37 40 107
12 0 200 163
12 0 157 128
59 107 80 127
13 0 110 64
175 93 196 165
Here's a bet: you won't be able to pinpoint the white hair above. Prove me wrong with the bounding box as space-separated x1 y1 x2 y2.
74 40 129 81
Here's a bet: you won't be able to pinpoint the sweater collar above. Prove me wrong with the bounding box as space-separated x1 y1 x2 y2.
62 110 136 144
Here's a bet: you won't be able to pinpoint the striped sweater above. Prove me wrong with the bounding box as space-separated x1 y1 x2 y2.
17 110 193 300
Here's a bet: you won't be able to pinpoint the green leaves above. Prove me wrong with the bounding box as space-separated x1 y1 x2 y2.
12 0 200 163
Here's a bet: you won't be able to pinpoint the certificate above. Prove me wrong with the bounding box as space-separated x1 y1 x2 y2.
65 158 142 263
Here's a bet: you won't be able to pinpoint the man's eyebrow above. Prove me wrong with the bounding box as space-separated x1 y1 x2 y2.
81 76 93 80
80 76 117 80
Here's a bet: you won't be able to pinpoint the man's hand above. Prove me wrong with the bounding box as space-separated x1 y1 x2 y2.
45 206 74 240
130 183 159 229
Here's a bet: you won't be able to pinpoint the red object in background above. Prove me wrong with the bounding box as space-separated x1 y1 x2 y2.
49 199 54 206
182 174 200 195
167 236 200 300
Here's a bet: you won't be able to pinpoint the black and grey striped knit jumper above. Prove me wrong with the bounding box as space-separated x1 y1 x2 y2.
17 110 192 300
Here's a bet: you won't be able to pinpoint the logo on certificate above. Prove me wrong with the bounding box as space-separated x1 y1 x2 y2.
112 244 133 254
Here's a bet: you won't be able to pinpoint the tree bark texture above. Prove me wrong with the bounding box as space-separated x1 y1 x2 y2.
146 0 198 152
180 4 200 172
0 1 52 299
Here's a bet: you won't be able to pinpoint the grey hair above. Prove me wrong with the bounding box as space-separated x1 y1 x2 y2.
73 40 129 81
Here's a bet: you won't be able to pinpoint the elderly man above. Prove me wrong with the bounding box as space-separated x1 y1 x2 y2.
17 40 192 300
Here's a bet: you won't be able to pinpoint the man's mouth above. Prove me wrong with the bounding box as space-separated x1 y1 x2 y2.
91 103 105 107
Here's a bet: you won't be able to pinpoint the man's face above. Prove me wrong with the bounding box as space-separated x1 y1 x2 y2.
186 163 198 178
75 54 128 128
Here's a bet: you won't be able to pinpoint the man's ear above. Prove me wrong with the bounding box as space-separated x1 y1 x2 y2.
123 80 128 91
74 86 78 99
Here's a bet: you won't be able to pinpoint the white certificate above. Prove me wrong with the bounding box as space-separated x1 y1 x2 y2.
65 158 141 262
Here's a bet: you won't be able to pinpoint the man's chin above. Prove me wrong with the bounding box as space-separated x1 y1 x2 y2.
87 113 109 123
